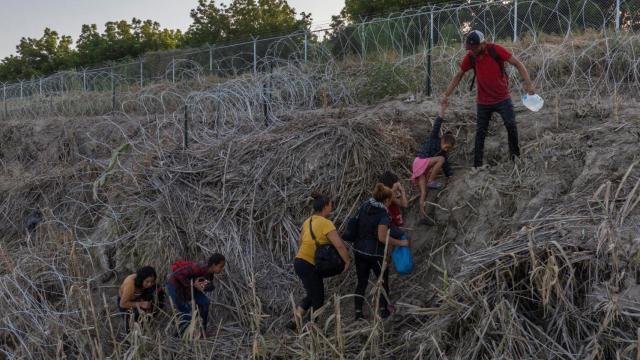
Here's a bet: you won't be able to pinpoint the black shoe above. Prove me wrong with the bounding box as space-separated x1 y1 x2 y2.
354 311 365 321
379 308 391 319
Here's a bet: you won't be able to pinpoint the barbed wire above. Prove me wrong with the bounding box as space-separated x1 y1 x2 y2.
0 0 637 119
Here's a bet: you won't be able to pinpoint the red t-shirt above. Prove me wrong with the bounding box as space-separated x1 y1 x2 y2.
388 203 404 227
460 43 512 105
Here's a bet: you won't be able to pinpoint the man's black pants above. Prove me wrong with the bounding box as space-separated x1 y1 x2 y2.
474 98 520 167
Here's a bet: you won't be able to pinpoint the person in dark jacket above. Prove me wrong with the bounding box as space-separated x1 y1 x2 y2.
411 103 456 219
166 254 225 335
353 183 410 320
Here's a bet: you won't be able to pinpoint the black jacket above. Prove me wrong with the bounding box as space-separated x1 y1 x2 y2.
416 116 453 177
354 199 391 257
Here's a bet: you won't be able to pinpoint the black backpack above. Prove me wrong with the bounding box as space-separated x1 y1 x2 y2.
469 44 507 91
341 203 365 243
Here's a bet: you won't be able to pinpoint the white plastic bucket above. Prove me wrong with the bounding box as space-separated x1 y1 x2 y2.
522 94 544 112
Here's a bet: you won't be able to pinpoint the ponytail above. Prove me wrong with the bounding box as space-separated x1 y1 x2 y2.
310 192 331 212
372 183 393 203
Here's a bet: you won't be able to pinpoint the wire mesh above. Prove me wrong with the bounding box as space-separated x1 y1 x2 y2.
0 0 637 120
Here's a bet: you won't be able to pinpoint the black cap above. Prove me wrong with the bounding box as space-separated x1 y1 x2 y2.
465 30 485 50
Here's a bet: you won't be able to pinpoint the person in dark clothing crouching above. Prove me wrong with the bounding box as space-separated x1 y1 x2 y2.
353 183 410 320
166 254 225 336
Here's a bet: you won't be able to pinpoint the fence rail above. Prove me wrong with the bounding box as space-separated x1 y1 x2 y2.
1 0 638 118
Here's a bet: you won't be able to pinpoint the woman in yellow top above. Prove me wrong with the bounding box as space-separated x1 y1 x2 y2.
117 266 160 332
293 193 350 321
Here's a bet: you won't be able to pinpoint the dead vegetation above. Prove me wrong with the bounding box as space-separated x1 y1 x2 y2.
1 31 640 359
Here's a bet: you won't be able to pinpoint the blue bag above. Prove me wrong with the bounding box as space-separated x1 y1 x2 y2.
391 246 413 275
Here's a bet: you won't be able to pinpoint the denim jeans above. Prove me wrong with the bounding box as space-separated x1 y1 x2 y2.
474 98 520 167
166 282 210 333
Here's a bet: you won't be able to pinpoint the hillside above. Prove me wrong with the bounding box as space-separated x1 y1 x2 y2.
1 80 639 358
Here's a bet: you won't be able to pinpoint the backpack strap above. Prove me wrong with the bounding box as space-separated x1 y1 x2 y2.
468 44 506 92
487 44 506 77
469 54 477 92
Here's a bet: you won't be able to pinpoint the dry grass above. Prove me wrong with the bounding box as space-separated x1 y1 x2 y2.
1 15 640 360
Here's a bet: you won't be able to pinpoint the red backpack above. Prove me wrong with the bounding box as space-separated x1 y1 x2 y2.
171 260 195 272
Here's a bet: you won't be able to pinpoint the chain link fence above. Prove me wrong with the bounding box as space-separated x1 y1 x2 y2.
1 0 638 119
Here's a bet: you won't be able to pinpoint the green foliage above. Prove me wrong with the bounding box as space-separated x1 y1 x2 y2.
358 62 420 103
343 0 458 21
0 28 76 82
184 0 311 47
183 0 230 47
0 0 310 82
76 19 183 67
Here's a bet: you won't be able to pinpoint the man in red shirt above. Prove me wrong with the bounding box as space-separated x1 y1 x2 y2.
166 253 226 335
441 30 535 168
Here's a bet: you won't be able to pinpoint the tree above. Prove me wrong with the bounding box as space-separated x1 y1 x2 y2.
184 0 230 47
0 28 76 81
342 0 458 21
225 0 311 40
76 18 182 66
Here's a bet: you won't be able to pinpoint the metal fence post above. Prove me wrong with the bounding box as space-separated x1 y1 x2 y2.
20 81 23 99
183 104 189 150
253 37 258 75
209 45 214 74
111 67 116 111
2 83 6 119
172 58 176 83
615 0 621 32
83 70 87 92
140 58 144 88
426 9 434 97
304 31 308 64
39 78 43 97
513 0 518 42
360 23 366 60
60 74 64 93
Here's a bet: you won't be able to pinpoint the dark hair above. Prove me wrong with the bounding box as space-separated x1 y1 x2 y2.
373 183 393 203
310 192 331 212
379 171 399 188
134 266 157 288
443 131 456 147
208 253 226 267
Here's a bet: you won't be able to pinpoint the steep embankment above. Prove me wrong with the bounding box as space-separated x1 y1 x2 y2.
0 94 639 358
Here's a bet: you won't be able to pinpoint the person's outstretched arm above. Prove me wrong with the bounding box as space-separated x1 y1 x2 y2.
507 56 535 95
441 70 466 107
377 225 408 247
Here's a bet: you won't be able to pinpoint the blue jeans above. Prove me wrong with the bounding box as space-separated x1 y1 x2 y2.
166 283 210 333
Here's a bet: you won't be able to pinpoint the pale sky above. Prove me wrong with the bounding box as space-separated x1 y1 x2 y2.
0 0 343 58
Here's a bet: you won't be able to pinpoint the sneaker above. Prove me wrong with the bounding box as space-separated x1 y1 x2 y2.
427 181 443 190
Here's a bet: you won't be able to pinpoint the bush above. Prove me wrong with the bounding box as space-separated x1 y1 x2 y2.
358 62 420 103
